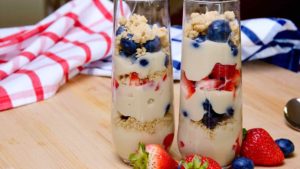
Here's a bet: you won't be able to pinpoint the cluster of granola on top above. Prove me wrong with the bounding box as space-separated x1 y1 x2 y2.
115 14 170 57
185 11 240 46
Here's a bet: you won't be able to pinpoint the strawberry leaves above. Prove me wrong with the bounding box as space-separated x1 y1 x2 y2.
129 143 149 169
180 156 209 169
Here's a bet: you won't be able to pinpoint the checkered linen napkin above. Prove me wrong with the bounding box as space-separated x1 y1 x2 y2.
1 0 300 111
0 0 117 111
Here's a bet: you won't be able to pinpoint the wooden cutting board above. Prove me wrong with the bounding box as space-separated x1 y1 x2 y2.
0 61 300 169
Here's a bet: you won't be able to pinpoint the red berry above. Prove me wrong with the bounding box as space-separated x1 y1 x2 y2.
163 133 174 150
241 128 284 166
182 71 195 99
129 143 178 169
129 72 149 86
198 79 223 90
180 154 221 169
232 134 242 156
163 73 167 81
155 84 160 91
197 64 240 92
210 63 236 80
113 78 119 89
179 141 185 148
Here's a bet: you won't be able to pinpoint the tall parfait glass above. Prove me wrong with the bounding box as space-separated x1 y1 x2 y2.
178 0 242 167
112 0 174 163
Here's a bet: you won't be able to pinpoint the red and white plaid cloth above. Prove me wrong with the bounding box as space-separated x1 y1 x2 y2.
0 0 127 111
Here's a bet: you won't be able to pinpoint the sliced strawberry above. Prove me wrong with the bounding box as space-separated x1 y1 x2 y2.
198 79 223 90
129 72 140 86
179 154 221 169
179 141 185 148
163 133 174 150
129 143 178 169
113 78 119 89
232 69 241 85
210 63 236 80
130 72 139 80
241 128 284 166
222 81 235 91
163 73 167 81
129 72 149 86
199 64 241 92
223 69 241 92
182 71 196 99
155 84 160 91
139 78 149 85
232 134 241 156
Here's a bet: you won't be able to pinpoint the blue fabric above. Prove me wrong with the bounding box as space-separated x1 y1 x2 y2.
263 49 300 72
241 25 264 45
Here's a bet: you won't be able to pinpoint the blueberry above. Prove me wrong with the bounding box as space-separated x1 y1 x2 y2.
226 107 234 116
127 33 133 38
228 40 239 56
201 110 223 129
120 37 138 56
275 138 295 157
139 59 149 67
144 36 161 52
207 20 231 42
191 35 206 48
165 104 171 114
201 99 234 129
232 157 254 169
164 55 169 67
192 41 200 48
195 35 207 43
116 26 126 35
119 50 138 63
129 55 138 63
119 50 126 57
202 99 213 111
232 47 238 56
182 111 189 117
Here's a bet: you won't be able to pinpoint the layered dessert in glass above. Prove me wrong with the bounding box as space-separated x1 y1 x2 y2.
178 0 242 167
112 0 174 162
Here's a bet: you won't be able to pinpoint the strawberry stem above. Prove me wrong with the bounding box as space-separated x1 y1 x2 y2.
180 156 209 169
243 128 248 140
129 143 149 169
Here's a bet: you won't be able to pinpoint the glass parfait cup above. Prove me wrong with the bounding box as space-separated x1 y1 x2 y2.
112 0 174 162
177 0 242 167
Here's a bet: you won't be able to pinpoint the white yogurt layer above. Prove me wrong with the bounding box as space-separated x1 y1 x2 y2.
178 86 242 166
114 75 172 122
178 86 242 165
180 87 241 121
181 37 241 81
178 112 242 166
112 120 174 161
114 51 167 79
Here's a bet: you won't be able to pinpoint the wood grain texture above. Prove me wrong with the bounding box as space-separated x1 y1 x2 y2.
0 61 300 169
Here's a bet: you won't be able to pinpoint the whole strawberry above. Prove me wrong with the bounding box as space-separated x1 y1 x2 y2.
179 154 221 169
129 143 178 169
241 128 284 166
